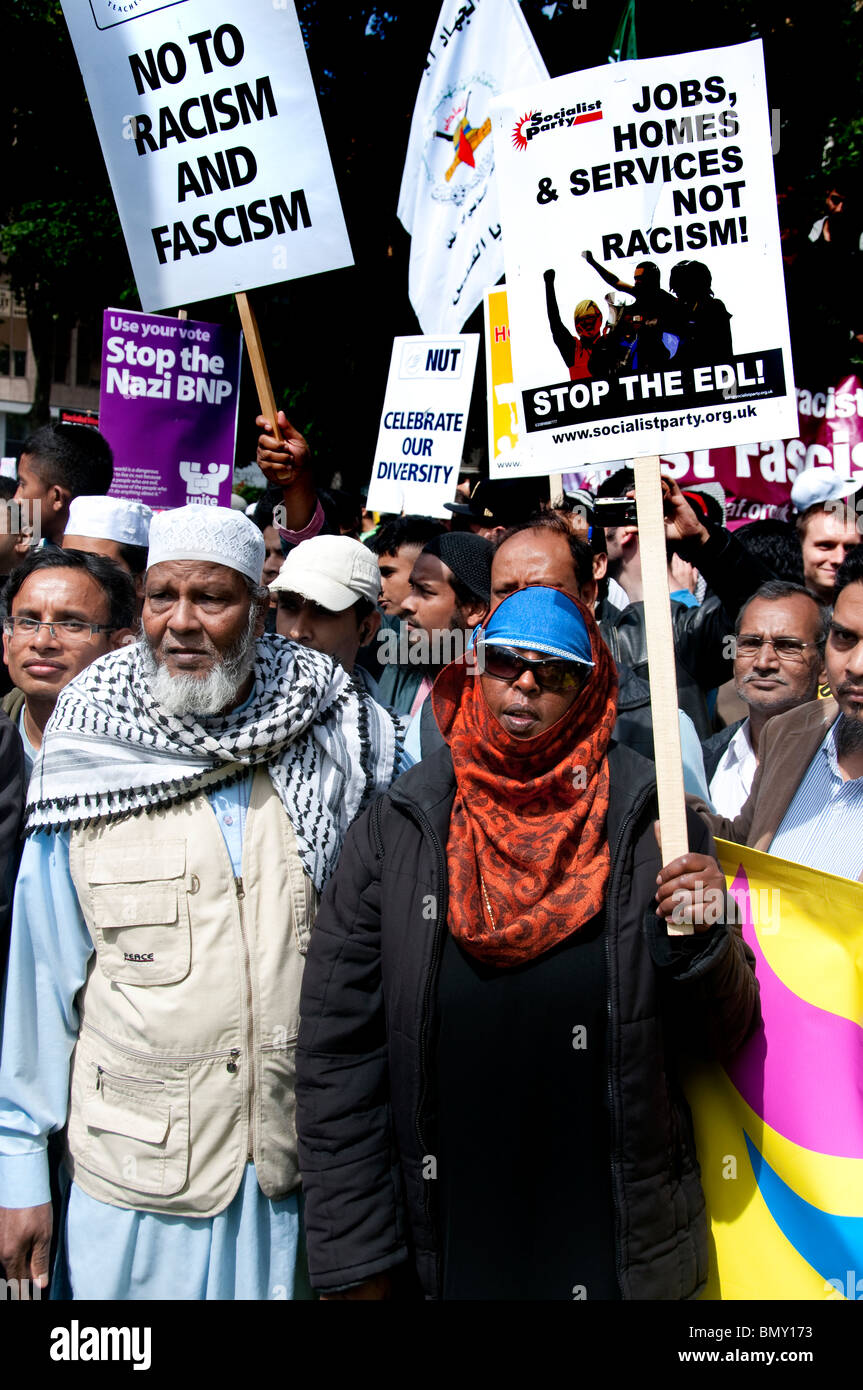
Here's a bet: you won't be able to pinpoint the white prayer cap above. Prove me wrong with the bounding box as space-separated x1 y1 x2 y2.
66 495 153 547
270 534 381 611
147 504 265 584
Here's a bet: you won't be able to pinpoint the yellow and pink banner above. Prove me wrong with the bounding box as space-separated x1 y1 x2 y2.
685 841 863 1301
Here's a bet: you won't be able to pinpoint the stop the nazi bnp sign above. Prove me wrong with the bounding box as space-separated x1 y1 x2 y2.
490 40 798 470
61 0 353 309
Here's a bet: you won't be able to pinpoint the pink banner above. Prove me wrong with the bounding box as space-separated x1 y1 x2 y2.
565 376 863 524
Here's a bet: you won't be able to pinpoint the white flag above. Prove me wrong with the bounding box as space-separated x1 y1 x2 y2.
398 0 548 334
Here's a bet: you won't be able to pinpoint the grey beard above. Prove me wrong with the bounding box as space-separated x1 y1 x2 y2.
139 609 258 718
835 713 863 759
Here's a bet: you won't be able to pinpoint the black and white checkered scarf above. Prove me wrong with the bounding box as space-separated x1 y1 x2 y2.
26 635 404 892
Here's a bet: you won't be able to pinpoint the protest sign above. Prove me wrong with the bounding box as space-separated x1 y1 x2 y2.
686 841 863 1300
562 373 863 524
490 40 797 471
484 287 523 480
99 308 241 509
366 335 479 518
61 0 353 310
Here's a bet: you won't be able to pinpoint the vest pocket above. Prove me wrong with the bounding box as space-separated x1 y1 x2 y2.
257 1039 300 1194
87 844 191 986
72 1062 191 1198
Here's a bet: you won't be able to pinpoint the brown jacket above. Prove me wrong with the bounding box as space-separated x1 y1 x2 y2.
701 696 840 855
1 687 24 724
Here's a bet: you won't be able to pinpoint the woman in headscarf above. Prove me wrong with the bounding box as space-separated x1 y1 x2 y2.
296 588 759 1301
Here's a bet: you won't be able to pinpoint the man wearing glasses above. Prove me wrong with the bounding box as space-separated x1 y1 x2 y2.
1 549 135 779
704 581 828 818
706 549 863 881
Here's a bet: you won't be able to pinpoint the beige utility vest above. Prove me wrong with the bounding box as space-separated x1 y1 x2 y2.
65 766 316 1218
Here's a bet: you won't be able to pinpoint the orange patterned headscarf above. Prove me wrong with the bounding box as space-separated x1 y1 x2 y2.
432 596 618 967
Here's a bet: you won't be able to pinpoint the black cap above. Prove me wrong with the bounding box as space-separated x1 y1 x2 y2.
423 531 492 604
444 478 547 527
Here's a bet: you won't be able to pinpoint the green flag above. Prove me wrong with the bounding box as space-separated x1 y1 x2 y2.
608 0 637 63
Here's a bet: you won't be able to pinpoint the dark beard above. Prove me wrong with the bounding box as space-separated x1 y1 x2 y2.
835 713 863 759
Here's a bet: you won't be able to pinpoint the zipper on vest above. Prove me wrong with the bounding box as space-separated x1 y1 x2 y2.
96 1064 165 1091
234 875 256 1162
83 1020 240 1066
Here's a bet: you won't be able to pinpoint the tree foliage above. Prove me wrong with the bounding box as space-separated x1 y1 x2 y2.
2 2 136 422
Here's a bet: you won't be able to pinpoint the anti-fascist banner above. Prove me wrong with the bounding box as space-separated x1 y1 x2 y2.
490 40 798 471
563 374 863 524
686 842 863 1300
366 335 479 518
61 0 352 310
99 308 241 510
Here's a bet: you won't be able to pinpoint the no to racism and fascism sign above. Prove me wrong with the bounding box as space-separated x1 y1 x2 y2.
61 0 353 310
366 335 479 518
490 40 798 471
99 308 241 510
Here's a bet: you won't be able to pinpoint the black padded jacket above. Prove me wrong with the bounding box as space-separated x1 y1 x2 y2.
296 741 760 1299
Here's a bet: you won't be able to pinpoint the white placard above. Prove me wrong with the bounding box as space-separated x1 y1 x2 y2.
61 0 353 310
490 40 798 472
366 335 479 518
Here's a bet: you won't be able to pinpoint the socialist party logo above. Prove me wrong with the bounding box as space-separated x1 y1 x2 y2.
512 101 603 150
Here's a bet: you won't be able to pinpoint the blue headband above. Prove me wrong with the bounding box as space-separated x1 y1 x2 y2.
479 587 594 667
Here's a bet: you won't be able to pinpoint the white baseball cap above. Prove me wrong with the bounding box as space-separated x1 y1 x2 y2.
66 495 153 547
791 467 859 513
269 534 381 611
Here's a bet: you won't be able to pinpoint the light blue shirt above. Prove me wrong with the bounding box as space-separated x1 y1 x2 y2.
769 720 863 880
17 705 38 785
0 775 307 1299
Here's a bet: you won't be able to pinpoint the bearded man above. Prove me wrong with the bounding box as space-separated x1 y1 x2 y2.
0 505 404 1300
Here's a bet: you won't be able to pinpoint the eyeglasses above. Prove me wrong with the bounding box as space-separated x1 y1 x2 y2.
735 634 820 664
2 617 116 643
480 643 589 693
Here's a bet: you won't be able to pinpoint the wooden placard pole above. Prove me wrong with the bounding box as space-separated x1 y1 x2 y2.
236 291 283 444
548 472 564 506
632 454 692 936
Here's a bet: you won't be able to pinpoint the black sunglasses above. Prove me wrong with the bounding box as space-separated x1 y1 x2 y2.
480 643 589 693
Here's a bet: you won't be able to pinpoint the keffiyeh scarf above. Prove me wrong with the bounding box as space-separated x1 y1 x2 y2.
26 635 404 892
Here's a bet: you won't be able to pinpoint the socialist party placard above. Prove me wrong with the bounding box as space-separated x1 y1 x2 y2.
367 336 479 518
99 308 241 509
490 40 797 470
61 0 353 310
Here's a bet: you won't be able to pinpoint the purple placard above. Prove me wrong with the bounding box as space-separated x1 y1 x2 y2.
99 309 242 510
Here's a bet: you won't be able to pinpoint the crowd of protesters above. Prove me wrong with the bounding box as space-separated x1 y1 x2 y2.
0 399 861 1304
